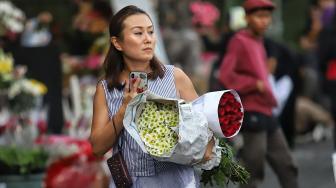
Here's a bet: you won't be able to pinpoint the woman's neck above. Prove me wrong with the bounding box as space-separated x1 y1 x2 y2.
123 60 151 73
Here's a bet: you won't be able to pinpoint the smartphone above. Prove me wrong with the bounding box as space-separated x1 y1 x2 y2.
129 71 148 93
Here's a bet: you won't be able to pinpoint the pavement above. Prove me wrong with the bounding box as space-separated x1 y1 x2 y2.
261 137 335 188
203 136 335 188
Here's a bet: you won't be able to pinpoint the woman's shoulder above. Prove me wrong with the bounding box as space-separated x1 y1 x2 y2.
153 64 174 79
93 81 106 103
162 64 174 72
173 66 187 82
97 79 108 91
159 64 187 81
96 79 120 99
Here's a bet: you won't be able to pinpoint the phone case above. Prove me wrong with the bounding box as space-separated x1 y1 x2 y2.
129 72 148 93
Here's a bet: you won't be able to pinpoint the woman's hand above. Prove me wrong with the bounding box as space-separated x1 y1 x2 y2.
122 78 141 106
202 137 215 162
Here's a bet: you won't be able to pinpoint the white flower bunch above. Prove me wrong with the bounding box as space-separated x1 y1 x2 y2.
8 79 47 99
0 1 25 35
136 101 179 156
44 142 80 163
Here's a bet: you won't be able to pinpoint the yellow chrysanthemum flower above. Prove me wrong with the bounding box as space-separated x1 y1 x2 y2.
0 57 13 74
29 79 48 95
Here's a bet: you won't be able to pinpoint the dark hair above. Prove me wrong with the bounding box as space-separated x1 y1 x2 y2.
92 0 113 20
103 5 165 90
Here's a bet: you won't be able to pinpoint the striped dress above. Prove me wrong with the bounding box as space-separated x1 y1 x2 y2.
101 65 200 188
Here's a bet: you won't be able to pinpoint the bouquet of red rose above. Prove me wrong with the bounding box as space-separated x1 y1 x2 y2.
192 90 243 138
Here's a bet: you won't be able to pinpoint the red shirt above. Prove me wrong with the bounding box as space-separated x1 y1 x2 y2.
218 29 277 116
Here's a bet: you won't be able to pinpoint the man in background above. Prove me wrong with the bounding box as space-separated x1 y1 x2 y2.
218 0 298 187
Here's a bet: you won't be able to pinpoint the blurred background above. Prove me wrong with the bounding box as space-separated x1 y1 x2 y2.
0 0 335 187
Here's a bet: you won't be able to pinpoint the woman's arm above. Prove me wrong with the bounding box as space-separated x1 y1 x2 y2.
89 79 140 156
174 67 198 101
89 83 122 156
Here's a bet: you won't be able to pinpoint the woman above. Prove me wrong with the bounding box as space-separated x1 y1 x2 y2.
89 5 214 188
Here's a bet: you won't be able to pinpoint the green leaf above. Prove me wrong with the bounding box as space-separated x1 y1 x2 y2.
201 139 250 186
0 146 49 174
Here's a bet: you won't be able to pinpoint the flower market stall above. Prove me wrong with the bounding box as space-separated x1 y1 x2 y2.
0 48 105 188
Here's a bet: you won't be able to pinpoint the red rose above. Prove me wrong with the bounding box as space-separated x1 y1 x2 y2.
223 123 241 137
224 105 232 112
219 117 229 125
37 120 47 135
223 126 234 137
219 108 225 116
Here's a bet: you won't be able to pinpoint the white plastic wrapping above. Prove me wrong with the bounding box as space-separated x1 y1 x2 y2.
123 91 217 168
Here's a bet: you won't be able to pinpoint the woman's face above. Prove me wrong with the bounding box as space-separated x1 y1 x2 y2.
116 14 156 63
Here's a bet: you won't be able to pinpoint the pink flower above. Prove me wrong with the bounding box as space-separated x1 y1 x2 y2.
189 1 220 27
83 55 102 70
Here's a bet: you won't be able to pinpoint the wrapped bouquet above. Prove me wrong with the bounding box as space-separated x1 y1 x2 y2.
192 90 243 138
123 90 244 168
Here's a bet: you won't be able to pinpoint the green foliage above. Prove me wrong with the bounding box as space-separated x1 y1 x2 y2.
0 75 12 89
9 92 36 114
0 146 48 174
201 139 250 187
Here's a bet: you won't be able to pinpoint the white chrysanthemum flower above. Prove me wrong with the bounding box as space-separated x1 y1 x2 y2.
0 1 13 13
8 80 22 98
11 9 25 20
8 78 47 98
7 19 24 32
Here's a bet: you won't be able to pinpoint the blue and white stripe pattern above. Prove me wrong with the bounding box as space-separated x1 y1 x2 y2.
101 65 182 176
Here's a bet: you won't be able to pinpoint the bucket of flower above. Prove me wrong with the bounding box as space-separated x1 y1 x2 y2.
0 50 50 188
123 90 249 185
0 104 48 188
